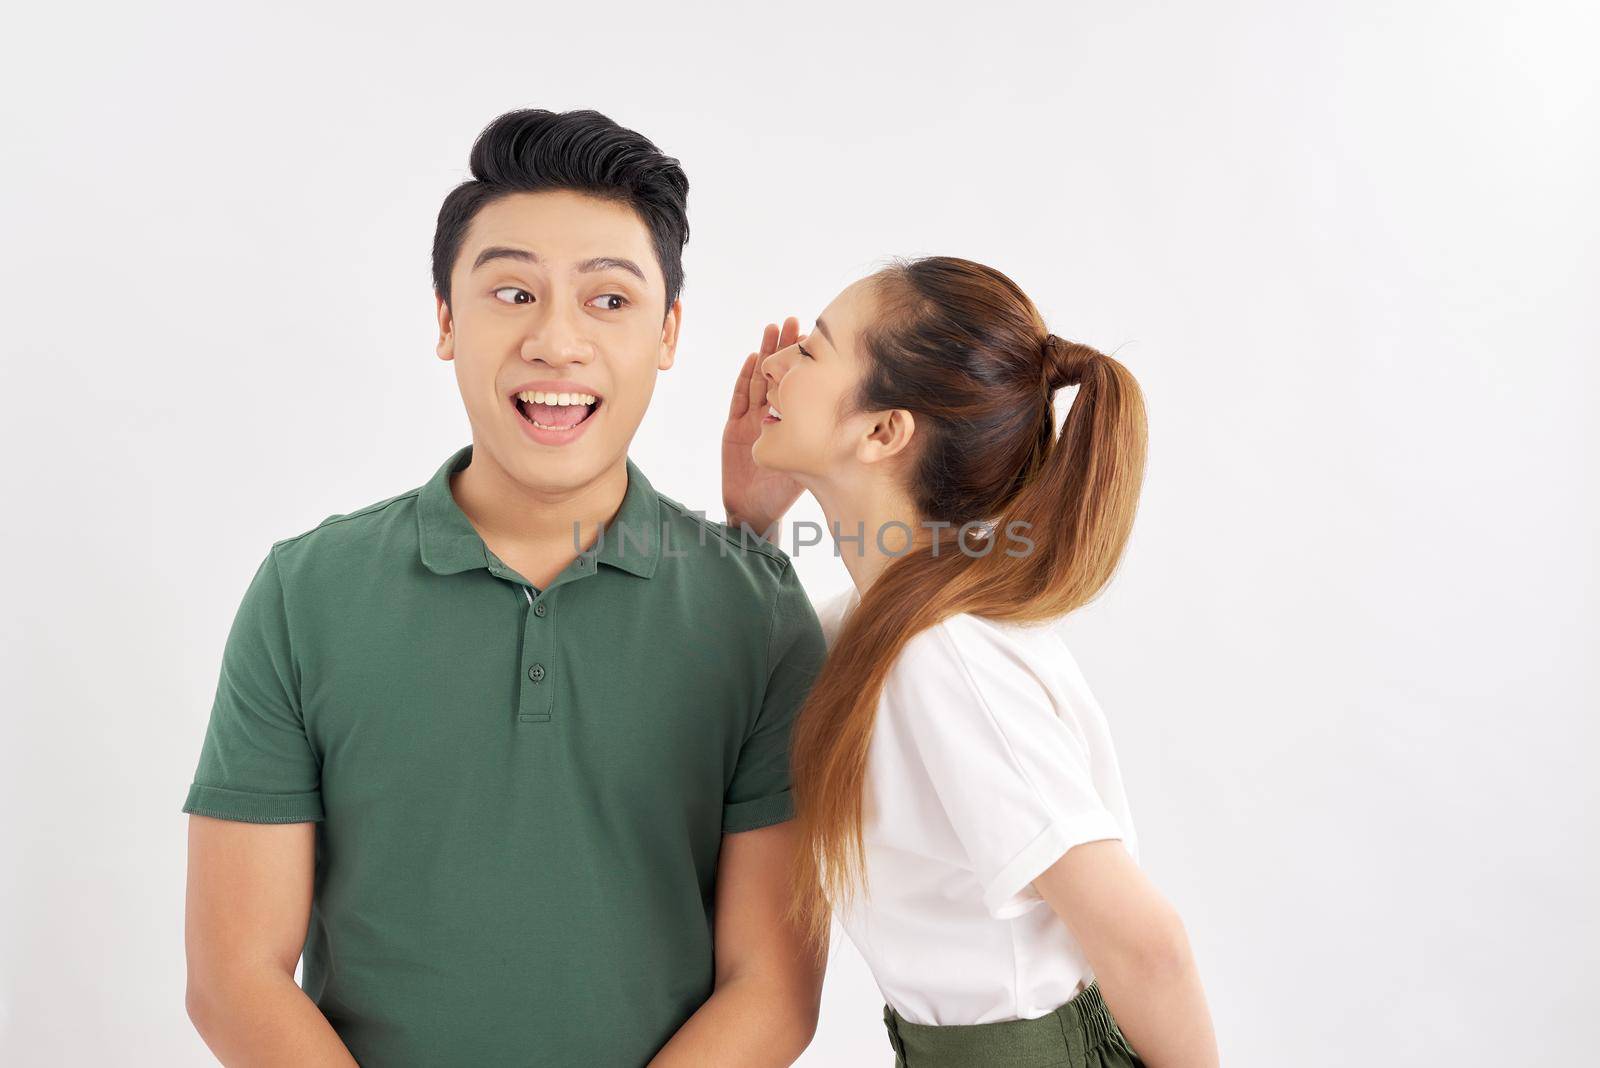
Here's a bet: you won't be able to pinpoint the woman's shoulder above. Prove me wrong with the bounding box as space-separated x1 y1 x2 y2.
814 587 1077 675
876 613 1117 801
811 587 1095 706
895 609 1077 690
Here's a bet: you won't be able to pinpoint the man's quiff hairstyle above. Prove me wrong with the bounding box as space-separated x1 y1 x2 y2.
431 108 690 314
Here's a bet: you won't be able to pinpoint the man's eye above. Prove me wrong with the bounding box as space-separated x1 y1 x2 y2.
493 287 534 304
588 294 629 311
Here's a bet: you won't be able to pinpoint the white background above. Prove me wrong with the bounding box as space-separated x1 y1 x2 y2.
2 2 1596 1064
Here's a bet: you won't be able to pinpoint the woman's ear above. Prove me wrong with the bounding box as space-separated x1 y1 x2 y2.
858 408 917 465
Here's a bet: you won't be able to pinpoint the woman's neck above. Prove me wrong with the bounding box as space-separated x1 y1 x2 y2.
807 476 923 595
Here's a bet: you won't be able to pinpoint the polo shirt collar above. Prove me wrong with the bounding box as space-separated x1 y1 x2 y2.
417 444 661 580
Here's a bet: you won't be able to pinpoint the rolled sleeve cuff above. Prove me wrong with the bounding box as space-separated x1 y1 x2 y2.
182 783 324 824
981 811 1125 919
721 788 794 834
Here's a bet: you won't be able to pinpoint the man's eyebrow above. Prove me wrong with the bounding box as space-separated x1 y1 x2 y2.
472 245 538 271
814 317 835 346
470 245 646 284
576 256 647 283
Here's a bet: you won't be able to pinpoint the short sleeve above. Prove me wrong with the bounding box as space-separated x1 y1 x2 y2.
181 547 324 823
722 561 827 834
881 618 1125 918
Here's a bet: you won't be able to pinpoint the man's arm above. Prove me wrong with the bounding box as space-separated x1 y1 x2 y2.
647 820 825 1067
184 815 358 1067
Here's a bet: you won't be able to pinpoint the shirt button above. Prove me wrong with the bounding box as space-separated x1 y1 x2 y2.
528 663 546 682
534 602 547 617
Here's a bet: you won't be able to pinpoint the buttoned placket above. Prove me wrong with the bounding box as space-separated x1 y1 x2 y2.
517 584 552 723
486 549 598 726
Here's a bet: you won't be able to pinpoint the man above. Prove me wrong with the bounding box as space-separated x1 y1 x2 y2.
181 108 828 1066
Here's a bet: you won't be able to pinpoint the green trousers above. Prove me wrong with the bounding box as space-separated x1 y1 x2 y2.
882 980 1146 1067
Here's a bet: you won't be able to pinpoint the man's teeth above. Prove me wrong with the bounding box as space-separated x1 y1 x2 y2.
516 390 597 406
768 406 781 419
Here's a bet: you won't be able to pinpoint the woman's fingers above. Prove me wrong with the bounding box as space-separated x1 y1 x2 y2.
743 317 801 419
729 351 756 419
746 342 767 413
750 349 769 409
777 316 800 350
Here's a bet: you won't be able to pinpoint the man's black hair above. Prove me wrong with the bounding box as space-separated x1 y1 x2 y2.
432 108 690 313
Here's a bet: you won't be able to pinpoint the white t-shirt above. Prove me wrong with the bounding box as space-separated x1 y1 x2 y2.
813 585 1139 1027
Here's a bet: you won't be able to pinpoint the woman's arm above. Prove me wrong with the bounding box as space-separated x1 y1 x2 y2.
1032 839 1219 1068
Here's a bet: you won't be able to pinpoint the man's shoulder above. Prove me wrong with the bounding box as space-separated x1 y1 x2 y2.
654 491 795 578
267 483 423 570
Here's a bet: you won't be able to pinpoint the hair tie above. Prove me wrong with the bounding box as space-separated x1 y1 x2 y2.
1042 334 1098 392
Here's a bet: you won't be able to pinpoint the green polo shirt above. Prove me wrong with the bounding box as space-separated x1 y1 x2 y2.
181 444 826 1066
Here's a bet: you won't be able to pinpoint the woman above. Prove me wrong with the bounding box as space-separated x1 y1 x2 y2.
722 257 1218 1067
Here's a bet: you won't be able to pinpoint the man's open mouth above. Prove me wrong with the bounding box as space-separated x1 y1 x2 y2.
512 390 602 431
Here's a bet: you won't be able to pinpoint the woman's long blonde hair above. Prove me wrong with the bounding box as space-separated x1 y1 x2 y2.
785 256 1149 956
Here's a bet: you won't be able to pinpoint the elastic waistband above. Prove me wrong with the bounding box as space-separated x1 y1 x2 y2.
883 979 1131 1067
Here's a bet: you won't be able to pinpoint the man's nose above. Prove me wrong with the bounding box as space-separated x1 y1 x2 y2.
523 301 593 364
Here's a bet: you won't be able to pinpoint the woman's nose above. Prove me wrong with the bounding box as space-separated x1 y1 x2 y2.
761 346 789 383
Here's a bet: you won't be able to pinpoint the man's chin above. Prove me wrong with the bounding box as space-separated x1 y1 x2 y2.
473 427 603 488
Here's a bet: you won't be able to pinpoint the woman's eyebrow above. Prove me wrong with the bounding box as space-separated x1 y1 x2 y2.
814 316 835 345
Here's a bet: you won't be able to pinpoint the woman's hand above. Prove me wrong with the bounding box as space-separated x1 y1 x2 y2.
722 317 806 542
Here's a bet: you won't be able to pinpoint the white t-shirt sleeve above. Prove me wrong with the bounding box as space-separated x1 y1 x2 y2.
880 616 1127 919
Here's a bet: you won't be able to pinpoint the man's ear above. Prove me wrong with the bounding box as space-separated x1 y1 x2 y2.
658 299 682 371
435 294 454 361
